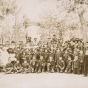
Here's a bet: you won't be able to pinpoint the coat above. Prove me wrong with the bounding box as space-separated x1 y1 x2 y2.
72 59 80 69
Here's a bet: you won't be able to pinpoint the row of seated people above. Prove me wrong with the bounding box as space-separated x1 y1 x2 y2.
2 54 83 74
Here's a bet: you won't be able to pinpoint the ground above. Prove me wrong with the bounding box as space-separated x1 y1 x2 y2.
0 73 88 88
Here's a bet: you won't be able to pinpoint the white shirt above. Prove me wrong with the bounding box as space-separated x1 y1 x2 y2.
85 50 88 55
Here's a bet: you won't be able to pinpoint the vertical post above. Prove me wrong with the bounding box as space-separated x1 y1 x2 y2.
6 14 9 43
78 12 87 47
15 13 18 48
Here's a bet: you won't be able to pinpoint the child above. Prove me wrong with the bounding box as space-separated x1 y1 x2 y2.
44 48 49 72
56 56 65 73
5 62 13 74
63 50 69 70
79 50 84 74
47 55 55 73
14 60 22 73
30 56 37 73
25 48 30 63
0 60 3 72
65 56 72 73
55 48 61 61
22 60 30 73
72 56 80 74
44 48 49 63
38 55 46 73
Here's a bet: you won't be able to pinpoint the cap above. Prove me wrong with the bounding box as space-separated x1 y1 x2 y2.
11 41 15 43
53 34 56 36
48 38 51 39
34 37 37 39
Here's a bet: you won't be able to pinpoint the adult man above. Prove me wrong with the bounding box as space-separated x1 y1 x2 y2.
15 46 22 64
33 38 38 46
84 42 88 76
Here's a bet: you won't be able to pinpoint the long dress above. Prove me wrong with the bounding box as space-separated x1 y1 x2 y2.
1 50 9 66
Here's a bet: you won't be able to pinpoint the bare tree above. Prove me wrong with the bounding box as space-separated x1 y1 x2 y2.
61 0 88 45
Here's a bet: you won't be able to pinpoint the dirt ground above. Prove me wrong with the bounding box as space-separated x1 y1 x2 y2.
0 73 88 88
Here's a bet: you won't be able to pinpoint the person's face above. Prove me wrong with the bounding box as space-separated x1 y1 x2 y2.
17 60 19 63
34 49 37 53
71 41 74 45
23 52 25 55
86 47 88 50
40 56 43 60
78 41 81 44
61 47 63 51
40 48 43 52
75 56 78 60
45 49 47 52
50 57 52 61
12 42 15 45
45 44 47 47
33 58 36 60
53 35 56 39
50 50 53 53
74 50 76 54
65 51 68 54
79 51 83 55
34 38 37 41
26 49 29 52
59 57 62 60
3 48 6 51
57 49 60 53
17 47 20 50
24 61 27 63
0 46 3 49
68 57 71 60
75 41 77 44
48 38 51 42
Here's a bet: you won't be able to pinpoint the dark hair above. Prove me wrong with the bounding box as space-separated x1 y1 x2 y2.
11 41 15 43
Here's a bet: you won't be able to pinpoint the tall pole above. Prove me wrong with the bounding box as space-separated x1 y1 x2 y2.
15 13 18 48
15 7 23 48
78 10 87 47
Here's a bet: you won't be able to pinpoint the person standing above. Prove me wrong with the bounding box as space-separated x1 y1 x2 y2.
84 43 88 76
1 46 9 66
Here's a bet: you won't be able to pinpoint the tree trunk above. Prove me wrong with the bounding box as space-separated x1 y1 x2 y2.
6 14 9 43
15 13 18 48
78 12 87 46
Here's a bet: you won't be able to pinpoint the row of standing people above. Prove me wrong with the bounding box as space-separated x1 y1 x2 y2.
0 37 87 77
2 42 84 75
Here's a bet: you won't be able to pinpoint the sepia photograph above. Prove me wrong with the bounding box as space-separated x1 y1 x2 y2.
0 0 88 88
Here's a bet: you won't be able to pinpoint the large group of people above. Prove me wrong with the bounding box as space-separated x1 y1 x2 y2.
0 35 88 77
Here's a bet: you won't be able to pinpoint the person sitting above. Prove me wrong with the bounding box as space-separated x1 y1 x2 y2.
5 61 13 74
14 60 22 73
22 60 30 73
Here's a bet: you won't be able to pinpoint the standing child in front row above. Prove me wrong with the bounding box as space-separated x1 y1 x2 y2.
30 56 37 73
38 55 46 73
47 54 55 73
65 56 72 73
72 55 80 74
79 50 84 74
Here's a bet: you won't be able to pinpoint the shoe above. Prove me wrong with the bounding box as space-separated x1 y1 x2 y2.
83 75 87 77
